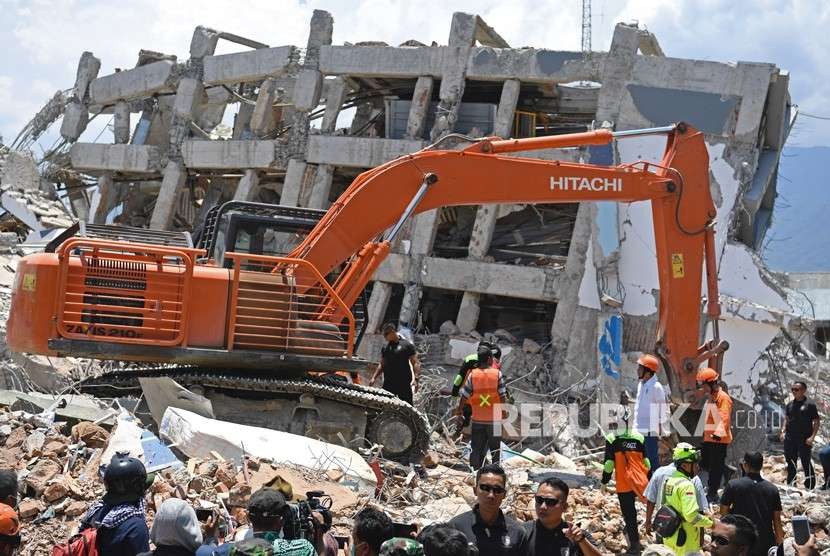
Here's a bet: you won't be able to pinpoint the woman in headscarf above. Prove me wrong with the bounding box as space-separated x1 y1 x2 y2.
138 498 203 556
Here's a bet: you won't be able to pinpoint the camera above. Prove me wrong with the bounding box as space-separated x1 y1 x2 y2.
282 490 333 541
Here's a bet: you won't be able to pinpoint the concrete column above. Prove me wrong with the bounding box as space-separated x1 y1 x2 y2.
93 173 118 224
233 170 261 201
60 102 89 142
251 78 280 137
60 51 100 142
399 210 441 327
190 26 220 59
405 76 434 140
113 102 131 143
549 203 594 382
320 76 348 133
232 103 255 139
195 177 226 225
67 189 90 222
280 159 307 207
456 79 521 333
429 12 473 141
73 52 101 103
150 161 187 230
365 282 394 335
308 164 334 209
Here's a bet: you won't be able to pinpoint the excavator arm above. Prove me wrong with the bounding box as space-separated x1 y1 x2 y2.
289 123 726 401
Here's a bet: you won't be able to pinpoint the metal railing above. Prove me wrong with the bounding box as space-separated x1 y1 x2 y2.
55 239 199 347
225 252 355 357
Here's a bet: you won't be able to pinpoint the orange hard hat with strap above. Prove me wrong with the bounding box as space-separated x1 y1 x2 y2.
637 354 660 373
696 367 719 383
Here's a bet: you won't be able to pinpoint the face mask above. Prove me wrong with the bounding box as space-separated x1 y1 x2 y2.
351 541 357 556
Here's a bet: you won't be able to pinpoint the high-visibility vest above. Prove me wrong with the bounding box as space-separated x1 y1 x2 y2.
469 368 502 423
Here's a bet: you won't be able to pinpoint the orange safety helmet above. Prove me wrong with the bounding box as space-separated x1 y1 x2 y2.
637 354 660 373
696 367 719 383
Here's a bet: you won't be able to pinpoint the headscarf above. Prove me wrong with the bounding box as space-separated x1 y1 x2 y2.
150 498 203 551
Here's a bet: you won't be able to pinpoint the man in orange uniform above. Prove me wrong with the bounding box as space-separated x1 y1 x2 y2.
601 409 650 554
697 368 733 504
459 344 509 470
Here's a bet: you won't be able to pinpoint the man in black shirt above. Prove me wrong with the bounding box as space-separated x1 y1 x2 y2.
719 452 783 556
370 323 421 405
779 381 820 489
524 478 601 556
448 464 527 556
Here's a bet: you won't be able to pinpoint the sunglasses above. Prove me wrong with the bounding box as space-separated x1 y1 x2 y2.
710 535 731 546
791 387 802 392
478 484 506 495
534 496 560 507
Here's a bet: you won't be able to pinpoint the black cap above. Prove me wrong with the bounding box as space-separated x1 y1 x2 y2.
247 488 287 518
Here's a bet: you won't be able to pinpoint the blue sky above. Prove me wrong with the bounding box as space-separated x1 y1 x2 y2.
1 0 828 148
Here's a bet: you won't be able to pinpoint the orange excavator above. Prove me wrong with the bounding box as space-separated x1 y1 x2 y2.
6 122 727 461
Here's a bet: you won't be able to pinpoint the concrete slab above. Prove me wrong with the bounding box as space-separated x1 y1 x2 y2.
181 140 278 169
320 45 595 84
70 143 162 173
203 46 295 85
159 407 377 491
0 390 115 425
90 60 176 105
466 47 588 82
374 253 562 301
626 84 740 135
306 136 425 168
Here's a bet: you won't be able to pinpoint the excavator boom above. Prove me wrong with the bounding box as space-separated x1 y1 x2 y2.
289 122 724 400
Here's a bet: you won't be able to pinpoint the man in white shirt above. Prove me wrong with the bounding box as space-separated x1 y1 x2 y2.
633 354 669 472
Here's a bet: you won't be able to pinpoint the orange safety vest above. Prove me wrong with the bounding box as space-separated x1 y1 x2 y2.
469 368 503 423
703 389 733 444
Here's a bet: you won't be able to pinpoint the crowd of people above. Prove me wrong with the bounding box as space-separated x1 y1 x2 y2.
0 335 824 555
0 450 821 556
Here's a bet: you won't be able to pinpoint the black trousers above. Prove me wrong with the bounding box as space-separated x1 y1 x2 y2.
618 491 640 547
384 383 413 405
784 436 816 489
701 441 728 496
470 422 501 469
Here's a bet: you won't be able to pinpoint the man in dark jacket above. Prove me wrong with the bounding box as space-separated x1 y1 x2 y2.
448 463 527 556
81 452 150 555
719 452 783 556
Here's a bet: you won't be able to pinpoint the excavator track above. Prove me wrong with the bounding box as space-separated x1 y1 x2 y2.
78 366 431 463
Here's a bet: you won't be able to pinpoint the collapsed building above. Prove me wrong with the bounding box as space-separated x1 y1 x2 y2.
0 11 814 447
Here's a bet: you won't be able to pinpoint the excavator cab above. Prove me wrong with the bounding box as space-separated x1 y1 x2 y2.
194 201 328 268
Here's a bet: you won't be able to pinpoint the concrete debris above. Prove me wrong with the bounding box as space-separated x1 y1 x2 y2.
159 407 378 491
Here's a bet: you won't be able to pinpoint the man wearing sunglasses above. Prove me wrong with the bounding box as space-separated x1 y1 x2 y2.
524 478 600 556
779 381 819 490
705 514 757 556
448 464 527 556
